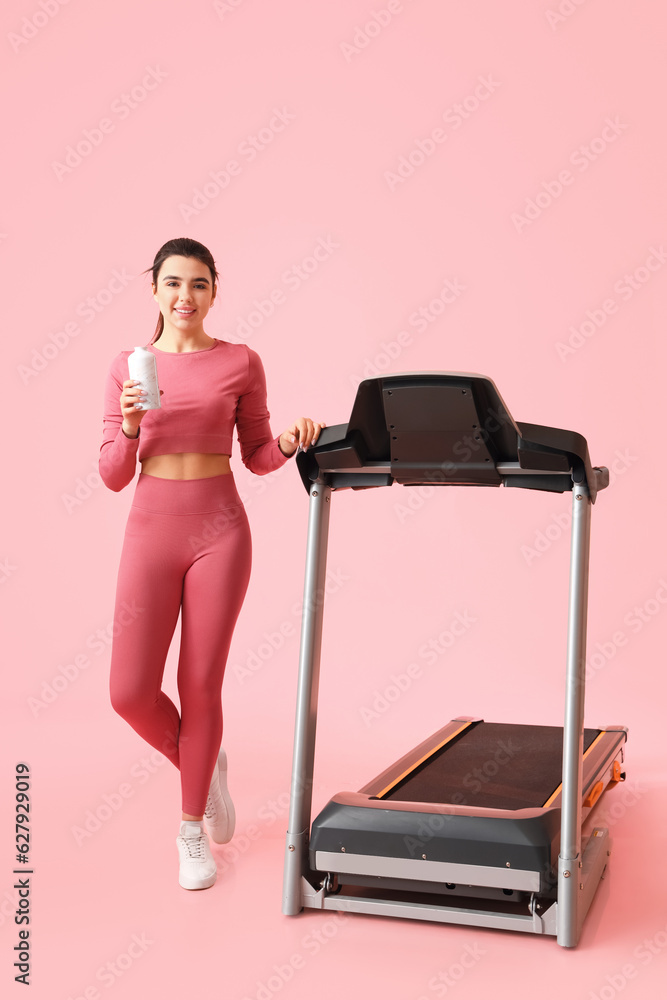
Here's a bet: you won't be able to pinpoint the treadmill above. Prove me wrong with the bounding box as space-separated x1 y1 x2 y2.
282 372 627 947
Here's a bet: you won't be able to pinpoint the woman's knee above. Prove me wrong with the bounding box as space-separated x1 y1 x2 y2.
109 677 151 722
178 677 223 721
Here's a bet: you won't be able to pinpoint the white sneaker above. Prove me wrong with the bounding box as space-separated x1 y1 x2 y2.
204 747 236 844
176 822 217 890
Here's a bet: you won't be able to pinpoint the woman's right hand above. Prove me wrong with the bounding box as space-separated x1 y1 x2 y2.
120 379 148 438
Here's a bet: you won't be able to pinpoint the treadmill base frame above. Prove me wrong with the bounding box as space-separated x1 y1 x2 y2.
294 826 610 942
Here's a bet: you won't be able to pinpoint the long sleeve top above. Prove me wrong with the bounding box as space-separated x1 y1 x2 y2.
99 339 291 492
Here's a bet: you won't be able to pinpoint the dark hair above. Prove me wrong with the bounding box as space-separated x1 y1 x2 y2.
145 237 219 344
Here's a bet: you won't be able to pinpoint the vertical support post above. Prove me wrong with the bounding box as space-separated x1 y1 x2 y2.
557 485 592 947
282 483 332 914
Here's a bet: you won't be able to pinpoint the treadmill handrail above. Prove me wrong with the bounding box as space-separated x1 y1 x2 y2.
296 373 604 502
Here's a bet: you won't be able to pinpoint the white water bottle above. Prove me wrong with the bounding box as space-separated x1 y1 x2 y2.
128 346 161 410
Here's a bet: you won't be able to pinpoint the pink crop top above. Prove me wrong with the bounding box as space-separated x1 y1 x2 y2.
99 339 291 492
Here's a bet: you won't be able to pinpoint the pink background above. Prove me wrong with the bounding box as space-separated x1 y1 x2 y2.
2 0 666 996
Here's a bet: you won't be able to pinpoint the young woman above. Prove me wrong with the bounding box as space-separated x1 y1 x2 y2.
99 237 324 891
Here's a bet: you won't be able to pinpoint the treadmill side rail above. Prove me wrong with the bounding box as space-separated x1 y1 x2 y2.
557 484 592 947
282 483 332 916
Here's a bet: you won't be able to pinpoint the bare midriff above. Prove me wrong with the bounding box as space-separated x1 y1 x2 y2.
140 453 232 479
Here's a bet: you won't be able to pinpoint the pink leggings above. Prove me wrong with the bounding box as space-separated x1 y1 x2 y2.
109 472 252 815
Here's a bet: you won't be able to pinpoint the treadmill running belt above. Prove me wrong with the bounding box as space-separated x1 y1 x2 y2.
381 722 600 810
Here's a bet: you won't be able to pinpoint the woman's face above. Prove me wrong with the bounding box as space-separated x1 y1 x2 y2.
152 255 217 332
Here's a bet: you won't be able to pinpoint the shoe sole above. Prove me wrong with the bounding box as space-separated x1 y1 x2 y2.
179 871 217 890
207 747 236 845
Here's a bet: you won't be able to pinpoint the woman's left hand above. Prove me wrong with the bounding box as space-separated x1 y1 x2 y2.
279 418 326 456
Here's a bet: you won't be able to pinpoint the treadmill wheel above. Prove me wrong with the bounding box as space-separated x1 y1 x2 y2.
324 873 342 895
